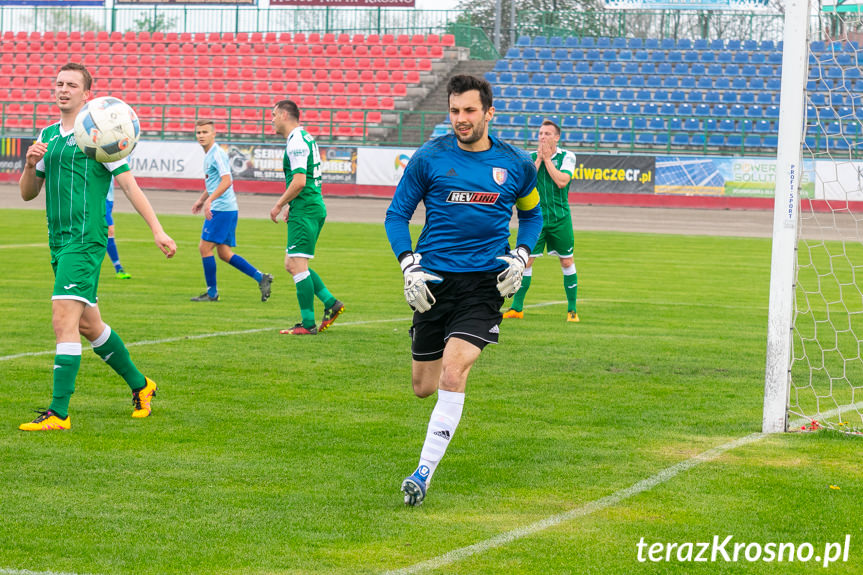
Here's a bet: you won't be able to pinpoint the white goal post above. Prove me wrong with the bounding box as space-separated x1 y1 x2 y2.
762 0 811 433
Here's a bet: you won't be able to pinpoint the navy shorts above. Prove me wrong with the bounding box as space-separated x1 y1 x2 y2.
201 210 238 246
105 200 114 226
409 270 505 361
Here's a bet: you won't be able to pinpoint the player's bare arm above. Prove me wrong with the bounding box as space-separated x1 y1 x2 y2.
114 171 177 258
270 172 305 222
19 141 47 200
191 190 209 215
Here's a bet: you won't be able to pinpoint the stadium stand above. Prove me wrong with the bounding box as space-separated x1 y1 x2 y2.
0 32 456 141
485 35 862 153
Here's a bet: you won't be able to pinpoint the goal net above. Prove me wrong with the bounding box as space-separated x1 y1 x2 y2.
766 0 863 433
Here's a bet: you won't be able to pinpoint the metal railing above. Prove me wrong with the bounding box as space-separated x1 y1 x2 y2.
4 103 857 157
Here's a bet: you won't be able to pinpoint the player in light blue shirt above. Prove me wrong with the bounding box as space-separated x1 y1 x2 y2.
104 178 131 279
190 119 273 302
385 75 542 507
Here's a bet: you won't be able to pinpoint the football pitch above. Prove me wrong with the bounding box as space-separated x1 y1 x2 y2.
0 207 860 575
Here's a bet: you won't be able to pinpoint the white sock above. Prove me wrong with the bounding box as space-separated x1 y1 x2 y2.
523 267 534 277
562 264 576 275
418 389 465 483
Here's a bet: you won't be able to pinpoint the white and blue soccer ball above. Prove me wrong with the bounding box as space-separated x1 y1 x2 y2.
74 96 140 162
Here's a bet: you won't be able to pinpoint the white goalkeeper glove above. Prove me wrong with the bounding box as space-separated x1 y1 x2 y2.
496 245 530 298
399 252 442 313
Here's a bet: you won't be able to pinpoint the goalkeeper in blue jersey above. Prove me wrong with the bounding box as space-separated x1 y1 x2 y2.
385 74 543 506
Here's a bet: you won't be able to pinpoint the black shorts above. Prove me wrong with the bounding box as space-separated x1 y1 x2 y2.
410 271 505 361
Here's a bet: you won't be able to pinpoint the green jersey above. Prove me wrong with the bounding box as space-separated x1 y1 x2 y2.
530 147 576 224
283 126 326 215
35 122 130 250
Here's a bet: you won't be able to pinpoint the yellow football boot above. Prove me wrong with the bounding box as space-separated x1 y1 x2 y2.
19 410 70 431
132 377 157 418
567 312 580 323
502 309 524 319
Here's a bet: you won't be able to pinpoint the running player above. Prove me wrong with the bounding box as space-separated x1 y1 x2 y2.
105 178 131 279
384 75 543 505
270 99 344 335
18 62 176 431
190 119 273 302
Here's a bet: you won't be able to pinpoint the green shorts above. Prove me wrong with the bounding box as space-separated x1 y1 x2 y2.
286 210 326 258
50 243 105 306
532 218 574 259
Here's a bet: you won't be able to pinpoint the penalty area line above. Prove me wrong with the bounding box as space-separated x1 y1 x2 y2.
384 404 862 575
0 300 570 362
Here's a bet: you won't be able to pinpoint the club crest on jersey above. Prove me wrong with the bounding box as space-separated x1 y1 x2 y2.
66 135 77 147
447 190 500 204
492 167 508 185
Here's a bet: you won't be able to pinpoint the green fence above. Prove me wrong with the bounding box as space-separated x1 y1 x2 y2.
4 103 852 158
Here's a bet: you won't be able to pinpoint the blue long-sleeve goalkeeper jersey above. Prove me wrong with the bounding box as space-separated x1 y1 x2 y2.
385 134 543 273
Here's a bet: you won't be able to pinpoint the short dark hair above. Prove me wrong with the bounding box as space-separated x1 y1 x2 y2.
274 99 300 121
446 74 493 111
541 119 561 135
195 119 215 128
59 62 92 91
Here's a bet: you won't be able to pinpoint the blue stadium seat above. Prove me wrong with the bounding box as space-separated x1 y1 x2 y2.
502 85 519 98
597 37 611 48
541 60 557 73
574 101 590 114
524 100 539 112
686 91 703 103
581 37 595 48
558 101 574 113
708 134 725 147
758 65 775 77
754 119 773 133
760 40 775 51
559 61 574 73
703 118 718 131
678 103 694 116
725 64 740 76
670 133 689 147
641 62 656 75
717 51 733 63
485 72 498 83
540 101 557 113
505 48 520 58
523 48 537 59
602 49 617 61
494 61 510 71
603 89 619 101
619 89 635 101
729 104 746 118
596 74 612 87
579 75 596 87
550 86 568 99
634 50 649 62
650 51 666 63
570 49 585 60
516 36 531 47
693 38 709 50
579 116 596 129
670 90 686 102
667 117 683 131
765 105 780 118
583 131 597 145
721 92 738 104
659 102 676 115
756 92 775 105
575 61 591 74
690 63 706 75
731 76 747 90
568 87 584 99
695 103 711 116
643 102 658 115
533 36 547 46
699 51 716 63
508 100 523 112
706 64 723 77
663 77 680 89
763 135 778 148
647 75 662 88
744 134 762 148
613 37 627 49
608 62 624 74
547 73 562 85
684 50 699 63
738 92 755 105
628 38 643 49
514 73 530 84
733 51 749 64
726 39 742 50
725 134 743 148
553 49 569 61
750 52 766 65
495 100 510 111
718 119 735 132
653 90 669 102
613 116 630 129
538 48 553 60
625 102 641 115
629 75 645 88
654 133 669 146
563 74 579 86
749 77 765 91
636 132 655 145
565 37 580 48
527 60 541 72
623 61 640 75
644 38 659 50
510 60 525 72
586 48 600 60
550 36 564 47
530 73 547 84
703 91 720 104
562 115 579 128
528 114 544 127
601 131 620 144
747 105 764 118
768 51 782 64
742 64 757 77
672 62 688 75
667 50 683 62
592 102 608 114
585 87 601 99
690 134 706 147
520 86 536 98
632 117 648 130
710 39 724 50
660 38 675 50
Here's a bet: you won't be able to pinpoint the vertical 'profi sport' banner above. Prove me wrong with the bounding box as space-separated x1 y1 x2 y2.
568 154 656 194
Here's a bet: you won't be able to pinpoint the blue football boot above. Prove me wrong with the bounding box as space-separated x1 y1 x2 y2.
401 465 430 507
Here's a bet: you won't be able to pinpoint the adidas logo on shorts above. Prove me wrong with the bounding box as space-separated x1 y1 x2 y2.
489 325 500 334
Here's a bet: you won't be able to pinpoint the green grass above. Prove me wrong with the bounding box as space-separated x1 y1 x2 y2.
0 208 860 575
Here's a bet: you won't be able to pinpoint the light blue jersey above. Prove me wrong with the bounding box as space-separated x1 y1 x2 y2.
385 134 543 273
204 144 238 212
106 178 114 202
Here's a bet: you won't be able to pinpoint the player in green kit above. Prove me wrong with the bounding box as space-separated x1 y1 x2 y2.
269 99 344 335
18 63 177 431
503 120 580 322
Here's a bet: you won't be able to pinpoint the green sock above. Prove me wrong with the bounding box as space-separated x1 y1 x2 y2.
309 268 336 308
564 271 578 313
511 274 532 312
93 328 146 391
49 345 81 419
296 275 317 328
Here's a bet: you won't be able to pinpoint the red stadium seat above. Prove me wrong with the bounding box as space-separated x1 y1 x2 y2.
366 34 379 45
264 32 276 43
382 34 395 45
331 83 346 95
441 34 455 46
363 96 379 109
330 69 344 82
299 69 313 81
351 34 365 44
430 45 443 58
279 33 292 43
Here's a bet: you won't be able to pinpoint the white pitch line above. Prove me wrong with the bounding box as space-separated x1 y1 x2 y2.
384 404 863 575
0 570 97 575
0 300 573 362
